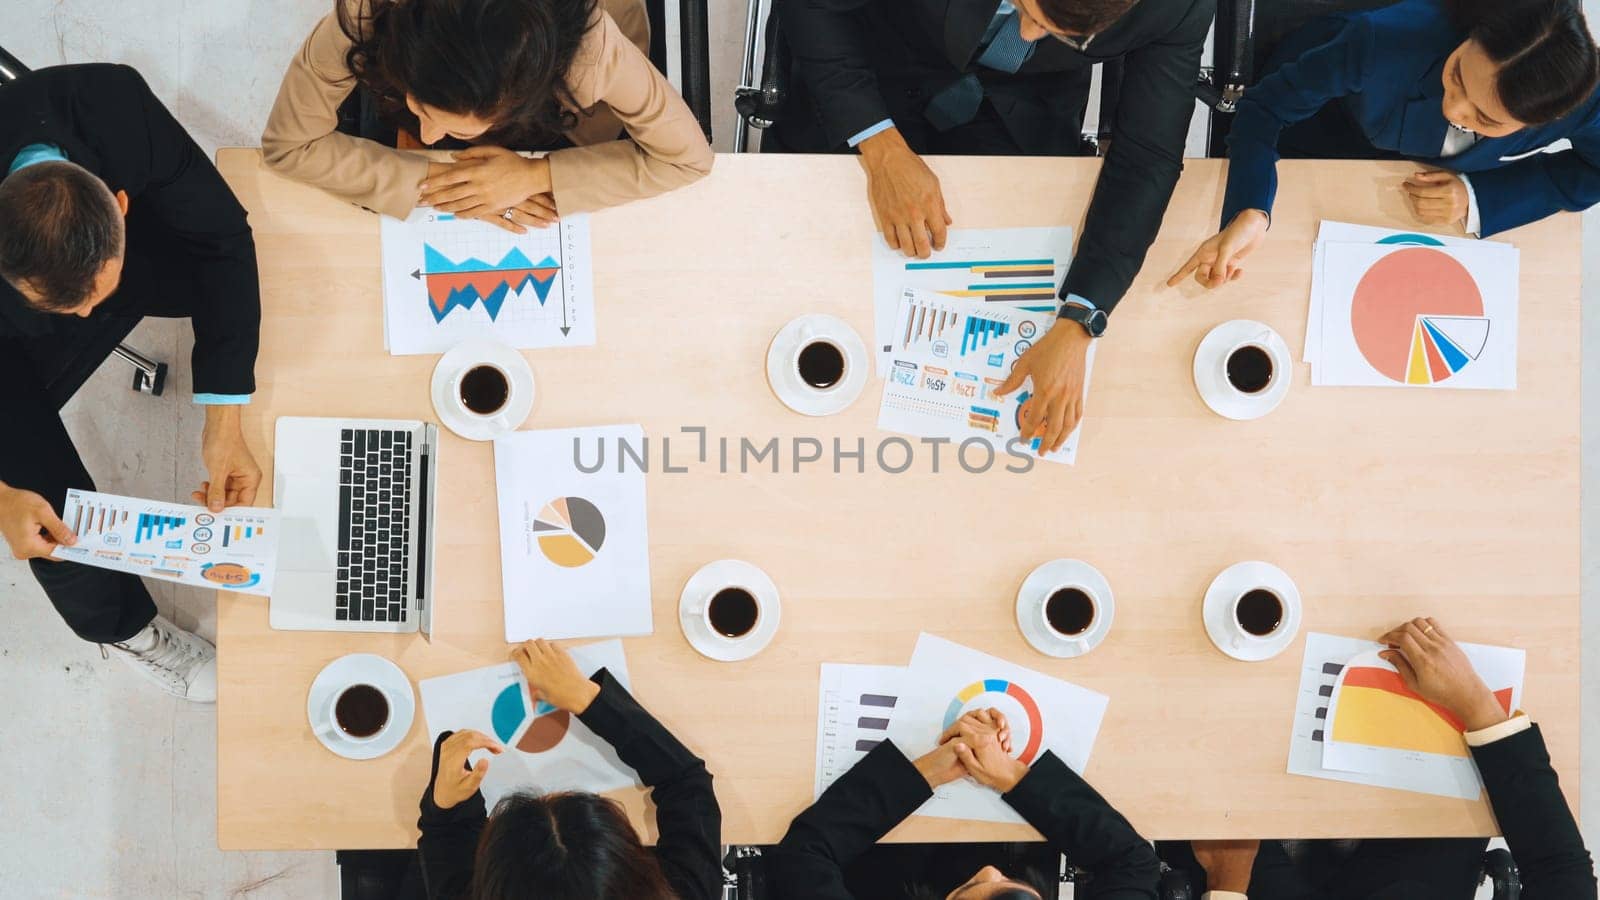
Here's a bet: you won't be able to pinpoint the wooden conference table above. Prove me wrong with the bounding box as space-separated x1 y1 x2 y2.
214 150 1580 850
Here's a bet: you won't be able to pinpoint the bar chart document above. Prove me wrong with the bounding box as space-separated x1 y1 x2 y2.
871 227 1073 374
381 207 595 355
814 664 909 798
51 489 279 596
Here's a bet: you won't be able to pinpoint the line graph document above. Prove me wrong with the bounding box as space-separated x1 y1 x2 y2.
380 207 595 355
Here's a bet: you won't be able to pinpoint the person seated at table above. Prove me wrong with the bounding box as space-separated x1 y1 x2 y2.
1173 0 1600 289
419 639 722 900
772 0 1214 457
1160 617 1597 900
768 707 1160 899
262 0 712 232
0 63 263 702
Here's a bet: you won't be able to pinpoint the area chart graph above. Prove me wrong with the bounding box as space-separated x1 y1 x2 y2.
417 245 561 322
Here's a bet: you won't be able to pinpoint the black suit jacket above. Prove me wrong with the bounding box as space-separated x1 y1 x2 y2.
776 0 1214 314
0 64 260 397
417 669 723 900
768 741 1160 899
1472 724 1597 900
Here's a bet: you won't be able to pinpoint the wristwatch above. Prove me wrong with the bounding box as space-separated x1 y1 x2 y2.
1059 302 1108 338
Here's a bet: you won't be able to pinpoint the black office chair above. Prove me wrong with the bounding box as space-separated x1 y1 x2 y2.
0 44 169 395
1154 842 1521 900
335 0 713 147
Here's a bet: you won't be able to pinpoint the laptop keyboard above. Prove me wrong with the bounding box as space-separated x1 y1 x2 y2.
336 428 413 623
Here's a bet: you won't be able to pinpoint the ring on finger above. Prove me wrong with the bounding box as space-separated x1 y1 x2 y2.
503 208 516 221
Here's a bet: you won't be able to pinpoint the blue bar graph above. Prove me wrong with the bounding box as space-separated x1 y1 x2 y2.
135 513 187 545
961 317 1011 356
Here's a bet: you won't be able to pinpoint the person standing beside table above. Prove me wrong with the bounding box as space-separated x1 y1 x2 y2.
1179 618 1596 900
1172 0 1600 290
772 0 1213 456
768 708 1160 899
0 63 263 702
262 0 712 234
418 639 722 900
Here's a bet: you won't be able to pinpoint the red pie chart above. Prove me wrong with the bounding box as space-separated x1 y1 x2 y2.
1350 247 1488 385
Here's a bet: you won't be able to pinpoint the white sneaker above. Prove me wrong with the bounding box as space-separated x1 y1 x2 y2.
109 614 218 703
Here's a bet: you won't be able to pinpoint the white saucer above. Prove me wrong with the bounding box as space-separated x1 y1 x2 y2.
679 560 782 662
431 338 536 441
1203 561 1303 662
1193 320 1292 421
766 315 869 417
1015 559 1115 658
306 653 416 760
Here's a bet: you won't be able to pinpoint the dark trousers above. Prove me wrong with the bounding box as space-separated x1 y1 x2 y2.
1158 837 1488 900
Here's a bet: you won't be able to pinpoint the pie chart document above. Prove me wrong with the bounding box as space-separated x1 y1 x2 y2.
494 424 652 641
1315 241 1518 390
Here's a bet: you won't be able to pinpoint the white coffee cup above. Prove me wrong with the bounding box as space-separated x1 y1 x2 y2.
1227 586 1287 650
1038 583 1100 655
794 334 849 393
1218 334 1280 398
316 682 394 745
453 362 514 420
688 585 764 643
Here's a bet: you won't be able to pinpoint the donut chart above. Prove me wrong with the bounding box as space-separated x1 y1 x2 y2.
1350 247 1487 385
532 497 606 568
943 678 1044 764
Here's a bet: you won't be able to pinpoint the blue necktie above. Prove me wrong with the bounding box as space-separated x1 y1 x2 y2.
925 12 1037 131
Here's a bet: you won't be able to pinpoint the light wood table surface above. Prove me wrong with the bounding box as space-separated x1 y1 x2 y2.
214 150 1580 850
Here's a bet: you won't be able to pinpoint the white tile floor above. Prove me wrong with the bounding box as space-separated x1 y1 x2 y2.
3 0 1597 896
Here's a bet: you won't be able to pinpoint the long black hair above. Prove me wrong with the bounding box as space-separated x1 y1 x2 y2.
1450 0 1600 124
472 791 679 900
337 0 598 145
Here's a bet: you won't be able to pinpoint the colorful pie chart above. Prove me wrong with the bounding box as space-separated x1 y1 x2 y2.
943 678 1044 765
532 496 606 568
1350 247 1489 385
490 682 573 754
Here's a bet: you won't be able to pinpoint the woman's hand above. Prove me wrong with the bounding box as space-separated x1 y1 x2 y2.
511 639 600 714
1168 209 1269 289
418 147 554 232
432 729 501 809
1378 617 1511 731
1401 171 1469 226
941 707 1028 792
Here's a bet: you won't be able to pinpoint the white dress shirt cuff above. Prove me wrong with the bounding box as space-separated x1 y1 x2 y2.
1202 892 1250 900
1460 173 1482 237
1464 712 1531 747
847 119 895 148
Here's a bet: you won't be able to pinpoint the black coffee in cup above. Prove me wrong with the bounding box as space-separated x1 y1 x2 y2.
1045 587 1096 636
459 364 510 415
708 587 760 638
334 683 390 738
1226 345 1274 394
797 341 846 389
1236 589 1284 636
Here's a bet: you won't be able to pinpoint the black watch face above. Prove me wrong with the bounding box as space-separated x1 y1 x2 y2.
1087 310 1108 336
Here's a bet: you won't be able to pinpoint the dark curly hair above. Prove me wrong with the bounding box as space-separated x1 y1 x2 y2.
1449 0 1600 124
472 790 679 900
337 0 598 146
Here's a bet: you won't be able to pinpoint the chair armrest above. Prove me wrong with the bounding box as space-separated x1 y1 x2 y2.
678 0 714 141
1213 0 1256 107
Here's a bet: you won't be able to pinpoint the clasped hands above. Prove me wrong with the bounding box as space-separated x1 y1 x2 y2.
914 707 1031 794
420 147 560 234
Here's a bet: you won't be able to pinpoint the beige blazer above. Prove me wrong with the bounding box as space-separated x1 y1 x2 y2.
261 0 712 219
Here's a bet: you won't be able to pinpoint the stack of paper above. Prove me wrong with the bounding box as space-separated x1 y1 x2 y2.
1287 632 1525 799
51 488 280 596
1304 222 1519 390
813 634 1108 823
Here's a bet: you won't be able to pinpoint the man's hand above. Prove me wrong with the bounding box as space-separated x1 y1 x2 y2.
1192 839 1258 893
419 148 555 233
859 127 951 259
432 729 502 810
1379 617 1510 732
996 323 1092 454
0 482 75 561
192 405 261 513
1168 209 1268 289
1401 171 1469 226
512 639 601 714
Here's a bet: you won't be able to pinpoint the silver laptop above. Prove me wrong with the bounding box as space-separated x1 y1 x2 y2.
271 416 439 635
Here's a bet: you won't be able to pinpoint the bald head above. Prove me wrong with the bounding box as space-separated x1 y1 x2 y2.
0 160 127 313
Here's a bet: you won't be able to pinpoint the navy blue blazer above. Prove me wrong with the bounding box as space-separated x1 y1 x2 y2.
1222 0 1600 236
